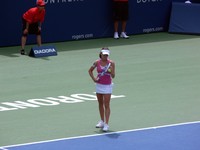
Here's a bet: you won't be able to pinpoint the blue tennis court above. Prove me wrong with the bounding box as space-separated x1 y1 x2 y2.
2 121 200 150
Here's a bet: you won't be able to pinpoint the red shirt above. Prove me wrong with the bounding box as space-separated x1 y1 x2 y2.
23 7 45 24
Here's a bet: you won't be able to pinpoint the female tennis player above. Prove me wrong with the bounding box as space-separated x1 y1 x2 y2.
88 48 115 132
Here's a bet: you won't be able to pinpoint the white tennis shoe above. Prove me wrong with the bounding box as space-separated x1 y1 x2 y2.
120 32 129 39
103 123 109 132
114 32 119 39
96 120 104 128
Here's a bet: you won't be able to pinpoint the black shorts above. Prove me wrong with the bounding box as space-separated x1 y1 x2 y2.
22 18 41 35
113 1 129 21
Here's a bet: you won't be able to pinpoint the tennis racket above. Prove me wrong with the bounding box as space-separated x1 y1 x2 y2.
97 62 111 81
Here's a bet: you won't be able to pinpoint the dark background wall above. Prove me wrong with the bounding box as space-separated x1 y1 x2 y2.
0 0 185 47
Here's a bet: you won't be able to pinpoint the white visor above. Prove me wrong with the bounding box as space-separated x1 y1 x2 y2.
101 49 110 55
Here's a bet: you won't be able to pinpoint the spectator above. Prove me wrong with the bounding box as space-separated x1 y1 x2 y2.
20 0 46 55
113 0 129 39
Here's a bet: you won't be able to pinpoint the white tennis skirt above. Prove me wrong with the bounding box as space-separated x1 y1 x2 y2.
96 83 114 94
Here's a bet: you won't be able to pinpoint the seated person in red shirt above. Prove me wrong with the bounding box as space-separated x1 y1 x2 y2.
21 0 46 55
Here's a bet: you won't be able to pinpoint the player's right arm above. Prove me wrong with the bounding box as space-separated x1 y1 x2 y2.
88 61 98 82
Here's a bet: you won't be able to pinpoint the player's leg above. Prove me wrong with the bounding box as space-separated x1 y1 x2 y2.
103 94 111 131
96 93 105 128
103 94 111 125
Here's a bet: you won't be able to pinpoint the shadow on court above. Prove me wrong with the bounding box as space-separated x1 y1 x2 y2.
94 130 121 139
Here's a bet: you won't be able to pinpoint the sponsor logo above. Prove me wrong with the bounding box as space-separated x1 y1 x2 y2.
0 93 125 112
72 33 93 40
34 48 56 54
137 0 162 4
143 27 164 33
44 0 84 4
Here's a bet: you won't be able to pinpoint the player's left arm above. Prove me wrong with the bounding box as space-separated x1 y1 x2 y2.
110 61 115 78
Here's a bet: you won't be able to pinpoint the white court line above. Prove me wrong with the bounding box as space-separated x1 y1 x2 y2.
2 120 200 149
0 148 8 150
